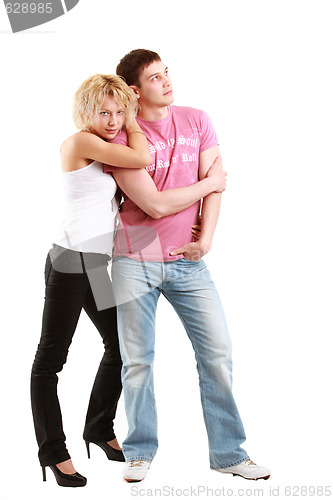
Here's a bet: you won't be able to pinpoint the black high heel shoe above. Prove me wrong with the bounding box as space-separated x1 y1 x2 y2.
85 440 125 462
42 464 87 487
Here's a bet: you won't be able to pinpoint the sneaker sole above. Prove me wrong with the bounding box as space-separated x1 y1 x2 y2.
124 477 145 483
231 473 271 481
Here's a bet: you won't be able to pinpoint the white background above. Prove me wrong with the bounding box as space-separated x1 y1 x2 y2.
1 1 333 499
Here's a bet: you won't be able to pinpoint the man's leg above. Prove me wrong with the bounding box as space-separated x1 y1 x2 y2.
162 258 249 469
112 257 162 463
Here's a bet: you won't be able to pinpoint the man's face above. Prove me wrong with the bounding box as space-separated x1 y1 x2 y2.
134 60 174 110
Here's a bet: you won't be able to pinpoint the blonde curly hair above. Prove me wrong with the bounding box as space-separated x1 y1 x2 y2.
73 74 138 131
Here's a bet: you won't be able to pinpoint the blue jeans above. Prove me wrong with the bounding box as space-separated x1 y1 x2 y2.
112 256 249 469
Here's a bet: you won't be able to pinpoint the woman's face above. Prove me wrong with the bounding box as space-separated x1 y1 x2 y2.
90 95 126 140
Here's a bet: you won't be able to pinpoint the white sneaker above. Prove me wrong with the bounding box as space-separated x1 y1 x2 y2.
123 460 151 482
217 459 270 480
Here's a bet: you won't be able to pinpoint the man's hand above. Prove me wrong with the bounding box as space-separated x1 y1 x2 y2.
206 156 227 193
170 240 211 261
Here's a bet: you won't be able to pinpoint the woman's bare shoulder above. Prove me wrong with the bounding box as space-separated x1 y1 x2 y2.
61 131 93 152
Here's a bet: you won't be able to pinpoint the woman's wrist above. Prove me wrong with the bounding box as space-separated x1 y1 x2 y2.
128 130 146 136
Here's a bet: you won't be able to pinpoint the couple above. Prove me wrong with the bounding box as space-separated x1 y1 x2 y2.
31 49 270 486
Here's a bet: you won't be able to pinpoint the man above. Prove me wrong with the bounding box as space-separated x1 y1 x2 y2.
105 49 270 482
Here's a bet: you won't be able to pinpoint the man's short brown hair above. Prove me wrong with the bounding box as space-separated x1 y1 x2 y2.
116 49 161 87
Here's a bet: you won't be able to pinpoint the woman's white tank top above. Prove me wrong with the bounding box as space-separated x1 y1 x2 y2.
54 161 118 256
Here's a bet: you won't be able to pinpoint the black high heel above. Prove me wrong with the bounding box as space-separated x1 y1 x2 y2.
85 440 125 462
42 464 87 487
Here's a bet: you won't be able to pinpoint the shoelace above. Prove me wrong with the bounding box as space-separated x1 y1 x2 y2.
243 459 257 467
128 460 145 469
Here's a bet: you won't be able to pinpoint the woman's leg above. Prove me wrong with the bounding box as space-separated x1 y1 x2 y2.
82 273 122 444
31 253 88 466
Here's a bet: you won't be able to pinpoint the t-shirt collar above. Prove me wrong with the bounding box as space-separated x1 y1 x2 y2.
137 106 172 125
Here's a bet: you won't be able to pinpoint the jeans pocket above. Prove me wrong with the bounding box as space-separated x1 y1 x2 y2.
181 257 202 264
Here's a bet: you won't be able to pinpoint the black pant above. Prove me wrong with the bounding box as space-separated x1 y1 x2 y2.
31 246 122 466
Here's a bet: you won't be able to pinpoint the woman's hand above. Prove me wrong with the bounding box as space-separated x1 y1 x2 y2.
125 111 138 130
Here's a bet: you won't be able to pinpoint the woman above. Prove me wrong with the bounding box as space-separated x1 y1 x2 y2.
30 74 152 487
31 73 225 488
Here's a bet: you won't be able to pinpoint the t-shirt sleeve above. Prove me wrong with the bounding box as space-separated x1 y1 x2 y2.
103 130 129 174
199 110 219 153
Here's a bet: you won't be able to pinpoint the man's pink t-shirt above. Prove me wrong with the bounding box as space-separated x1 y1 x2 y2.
104 105 218 261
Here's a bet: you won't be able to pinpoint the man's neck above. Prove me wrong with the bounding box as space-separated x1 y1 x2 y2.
138 105 169 121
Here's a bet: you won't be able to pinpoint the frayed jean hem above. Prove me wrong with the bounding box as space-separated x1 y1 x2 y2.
125 456 153 463
210 455 250 470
